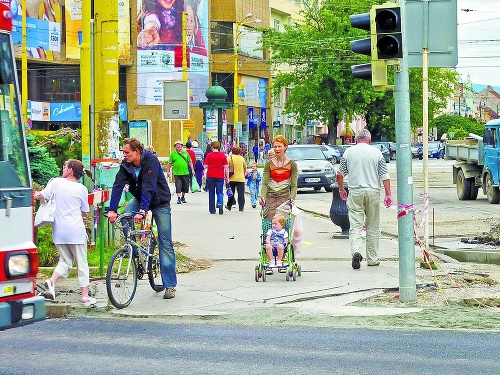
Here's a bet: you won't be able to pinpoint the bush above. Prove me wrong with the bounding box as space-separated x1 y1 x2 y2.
27 133 60 185
35 227 58 266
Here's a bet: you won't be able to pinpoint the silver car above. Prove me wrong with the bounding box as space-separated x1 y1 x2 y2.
286 145 336 192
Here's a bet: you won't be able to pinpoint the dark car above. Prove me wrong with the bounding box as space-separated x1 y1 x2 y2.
417 141 445 159
286 145 336 192
370 143 391 163
371 141 396 160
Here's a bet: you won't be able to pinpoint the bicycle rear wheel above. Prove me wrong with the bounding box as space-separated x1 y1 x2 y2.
106 247 137 309
147 243 165 292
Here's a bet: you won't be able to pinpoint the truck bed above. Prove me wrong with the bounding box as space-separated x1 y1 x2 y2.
445 139 483 166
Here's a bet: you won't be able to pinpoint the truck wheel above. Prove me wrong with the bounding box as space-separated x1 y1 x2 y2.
457 170 471 200
469 179 479 200
485 173 500 204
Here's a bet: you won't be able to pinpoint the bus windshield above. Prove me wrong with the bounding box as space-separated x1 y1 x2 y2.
0 32 29 188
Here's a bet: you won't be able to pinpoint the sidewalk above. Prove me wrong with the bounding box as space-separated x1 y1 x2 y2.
46 189 424 318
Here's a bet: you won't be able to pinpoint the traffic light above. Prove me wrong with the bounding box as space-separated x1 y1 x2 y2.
349 4 402 91
372 5 402 60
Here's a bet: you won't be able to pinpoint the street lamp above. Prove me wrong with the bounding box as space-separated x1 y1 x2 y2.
234 13 261 145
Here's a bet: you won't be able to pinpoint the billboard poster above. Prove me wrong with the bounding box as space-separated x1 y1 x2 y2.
7 0 61 60
65 0 130 60
136 0 209 106
205 108 218 141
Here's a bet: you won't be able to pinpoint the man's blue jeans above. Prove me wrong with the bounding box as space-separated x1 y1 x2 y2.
206 177 224 214
122 198 177 288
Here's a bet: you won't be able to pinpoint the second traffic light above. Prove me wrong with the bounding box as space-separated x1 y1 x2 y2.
349 3 402 91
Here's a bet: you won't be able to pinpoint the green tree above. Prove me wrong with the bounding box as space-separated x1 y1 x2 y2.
27 133 60 185
261 0 381 144
34 128 82 168
434 114 484 140
262 0 459 142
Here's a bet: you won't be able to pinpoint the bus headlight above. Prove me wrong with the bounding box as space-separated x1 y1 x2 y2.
6 252 30 278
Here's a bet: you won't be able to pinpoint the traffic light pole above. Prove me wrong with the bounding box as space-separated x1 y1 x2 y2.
394 2 416 302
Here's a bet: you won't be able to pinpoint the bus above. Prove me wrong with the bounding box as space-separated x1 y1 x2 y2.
0 3 45 330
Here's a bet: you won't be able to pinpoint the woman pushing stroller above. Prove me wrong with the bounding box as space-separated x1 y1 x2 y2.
259 135 298 266
259 135 298 218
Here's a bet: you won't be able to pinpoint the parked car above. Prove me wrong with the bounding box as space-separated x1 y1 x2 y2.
371 141 396 160
286 145 336 192
370 143 391 163
319 145 341 164
411 144 420 158
329 145 350 158
417 141 445 159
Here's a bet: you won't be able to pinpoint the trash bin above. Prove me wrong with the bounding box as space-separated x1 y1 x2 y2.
330 183 349 238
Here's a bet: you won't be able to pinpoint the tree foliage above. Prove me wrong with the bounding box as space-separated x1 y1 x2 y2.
261 0 381 144
261 0 459 143
34 128 82 169
27 133 60 185
433 114 485 140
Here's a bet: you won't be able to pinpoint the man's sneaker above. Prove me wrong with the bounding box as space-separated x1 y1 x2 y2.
163 288 176 299
45 279 55 300
352 252 363 269
368 261 380 266
81 297 96 307
177 198 182 204
181 196 186 203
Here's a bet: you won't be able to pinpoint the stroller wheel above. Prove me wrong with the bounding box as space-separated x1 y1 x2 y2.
262 268 267 282
297 264 302 277
255 266 259 282
285 271 290 281
293 268 297 281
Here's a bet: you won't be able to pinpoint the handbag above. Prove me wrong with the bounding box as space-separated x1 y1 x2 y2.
34 181 57 227
228 155 235 177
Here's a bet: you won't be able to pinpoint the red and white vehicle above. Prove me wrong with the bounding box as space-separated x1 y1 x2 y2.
0 3 45 330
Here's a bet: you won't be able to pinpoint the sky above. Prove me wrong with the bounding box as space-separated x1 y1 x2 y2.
456 0 500 87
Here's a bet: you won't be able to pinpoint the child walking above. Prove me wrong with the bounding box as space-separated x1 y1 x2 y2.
245 162 262 208
265 214 288 267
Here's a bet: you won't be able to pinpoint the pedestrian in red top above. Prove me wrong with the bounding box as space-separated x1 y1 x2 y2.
203 141 229 214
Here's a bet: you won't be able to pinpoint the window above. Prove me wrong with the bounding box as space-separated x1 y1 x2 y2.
273 90 281 107
273 19 280 32
210 22 233 54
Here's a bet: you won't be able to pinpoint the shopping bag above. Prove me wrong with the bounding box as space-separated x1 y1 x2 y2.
225 182 233 197
34 198 57 227
291 205 303 253
191 175 201 192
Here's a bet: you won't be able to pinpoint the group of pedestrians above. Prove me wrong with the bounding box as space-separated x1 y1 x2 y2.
34 129 392 307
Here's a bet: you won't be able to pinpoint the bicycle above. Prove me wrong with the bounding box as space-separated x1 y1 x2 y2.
105 212 165 309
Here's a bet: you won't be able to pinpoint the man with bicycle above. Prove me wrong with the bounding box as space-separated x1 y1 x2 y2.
107 138 177 300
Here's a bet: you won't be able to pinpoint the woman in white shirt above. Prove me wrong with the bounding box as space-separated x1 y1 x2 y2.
34 159 94 306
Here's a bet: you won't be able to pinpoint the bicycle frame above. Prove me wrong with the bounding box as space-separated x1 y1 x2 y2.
106 212 163 309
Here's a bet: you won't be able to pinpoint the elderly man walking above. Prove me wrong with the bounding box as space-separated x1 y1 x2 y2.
336 129 393 269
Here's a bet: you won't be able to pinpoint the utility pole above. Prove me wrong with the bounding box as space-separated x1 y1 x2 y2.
395 1 417 302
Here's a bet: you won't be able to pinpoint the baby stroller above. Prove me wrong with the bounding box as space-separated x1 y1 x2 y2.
255 204 302 282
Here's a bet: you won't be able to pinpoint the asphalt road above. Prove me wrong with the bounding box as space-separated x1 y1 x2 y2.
298 158 497 240
2 318 499 374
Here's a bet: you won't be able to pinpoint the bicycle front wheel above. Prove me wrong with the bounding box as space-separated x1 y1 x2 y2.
106 247 138 309
148 244 165 292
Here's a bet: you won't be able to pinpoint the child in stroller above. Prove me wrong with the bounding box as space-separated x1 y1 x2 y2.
255 206 301 282
265 214 288 267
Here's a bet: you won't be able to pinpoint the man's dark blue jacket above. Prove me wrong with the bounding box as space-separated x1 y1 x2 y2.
109 150 171 212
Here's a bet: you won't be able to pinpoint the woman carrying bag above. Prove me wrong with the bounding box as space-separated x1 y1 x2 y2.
225 146 247 212
33 159 95 306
